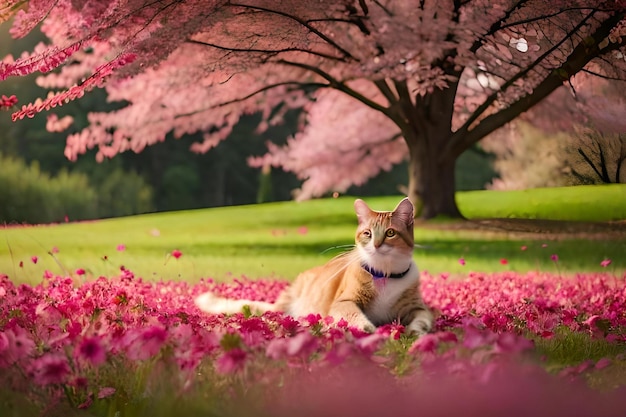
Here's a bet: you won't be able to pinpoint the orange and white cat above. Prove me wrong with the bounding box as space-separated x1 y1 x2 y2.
195 198 433 336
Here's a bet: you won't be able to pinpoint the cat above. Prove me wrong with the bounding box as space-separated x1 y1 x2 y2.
195 197 433 336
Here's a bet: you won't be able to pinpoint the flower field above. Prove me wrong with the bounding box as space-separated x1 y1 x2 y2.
2 267 626 416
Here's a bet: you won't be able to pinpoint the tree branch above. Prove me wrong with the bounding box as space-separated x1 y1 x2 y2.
578 147 606 182
278 59 390 115
460 11 596 136
174 81 326 119
443 11 625 160
228 2 357 61
186 38 347 62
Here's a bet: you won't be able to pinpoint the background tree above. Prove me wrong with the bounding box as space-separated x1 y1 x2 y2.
568 128 626 184
1 1 625 218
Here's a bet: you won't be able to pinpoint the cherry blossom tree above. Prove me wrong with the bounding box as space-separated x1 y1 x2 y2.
1 1 626 218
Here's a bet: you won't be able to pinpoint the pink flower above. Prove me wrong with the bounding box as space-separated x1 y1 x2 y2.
50 246 59 253
541 243 548 248
97 387 116 399
409 333 439 353
459 258 466 266
600 258 612 268
19 261 23 268
595 357 611 370
171 249 182 259
116 244 126 251
297 226 308 235
31 256 38 264
124 326 168 360
75 268 85 275
520 245 527 251
500 258 508 265
215 348 247 373
550 254 559 262
30 354 70 385
77 336 106 366
0 326 35 366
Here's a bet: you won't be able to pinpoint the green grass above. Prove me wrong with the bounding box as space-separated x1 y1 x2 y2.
459 183 626 221
1 184 625 284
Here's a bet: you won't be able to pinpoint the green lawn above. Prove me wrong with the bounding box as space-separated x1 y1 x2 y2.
1 184 625 284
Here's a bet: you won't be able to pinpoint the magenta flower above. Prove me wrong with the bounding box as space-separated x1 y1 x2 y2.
409 333 439 353
31 256 38 264
297 226 309 235
600 258 612 268
171 249 182 259
30 354 70 385
1 326 36 366
75 268 85 275
550 254 559 262
124 326 168 360
500 258 508 265
97 387 116 399
116 244 126 251
215 348 247 373
77 336 106 366
520 245 527 251
459 258 466 266
50 246 59 253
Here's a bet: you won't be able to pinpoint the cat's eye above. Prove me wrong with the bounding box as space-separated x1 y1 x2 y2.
385 229 396 238
362 230 371 238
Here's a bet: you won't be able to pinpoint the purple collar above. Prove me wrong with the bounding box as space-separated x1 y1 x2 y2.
362 264 411 280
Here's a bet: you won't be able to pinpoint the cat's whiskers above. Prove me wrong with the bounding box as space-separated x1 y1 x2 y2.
318 250 361 289
320 244 355 255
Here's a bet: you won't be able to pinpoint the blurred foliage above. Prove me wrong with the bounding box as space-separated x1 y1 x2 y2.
0 154 154 223
0 153 97 223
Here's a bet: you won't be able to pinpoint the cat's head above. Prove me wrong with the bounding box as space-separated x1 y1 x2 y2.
353 198 415 270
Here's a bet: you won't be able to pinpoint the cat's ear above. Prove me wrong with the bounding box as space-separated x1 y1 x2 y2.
354 199 373 225
393 197 414 227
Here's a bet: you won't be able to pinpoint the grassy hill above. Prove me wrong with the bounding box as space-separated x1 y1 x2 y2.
1 184 625 284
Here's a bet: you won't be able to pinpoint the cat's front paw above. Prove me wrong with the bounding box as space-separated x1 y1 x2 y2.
406 318 432 337
346 315 376 333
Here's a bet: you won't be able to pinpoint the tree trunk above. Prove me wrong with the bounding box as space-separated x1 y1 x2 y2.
406 137 461 219
394 78 463 220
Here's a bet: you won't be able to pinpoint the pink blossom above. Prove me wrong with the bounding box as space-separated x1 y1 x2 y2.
123 326 168 361
75 268 85 275
500 258 508 265
0 326 36 366
97 387 116 399
31 256 38 264
600 258 612 267
594 357 611 370
409 333 439 353
459 258 466 266
30 354 70 385
520 245 527 251
77 336 106 366
116 244 126 251
297 226 308 235
550 254 559 262
171 249 182 259
215 348 247 374
50 246 59 253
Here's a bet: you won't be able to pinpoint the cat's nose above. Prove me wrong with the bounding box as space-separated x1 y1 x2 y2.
374 237 384 248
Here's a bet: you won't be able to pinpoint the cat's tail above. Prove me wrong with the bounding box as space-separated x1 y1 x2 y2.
194 291 279 315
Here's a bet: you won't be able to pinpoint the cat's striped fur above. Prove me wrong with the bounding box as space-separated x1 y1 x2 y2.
195 198 433 336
